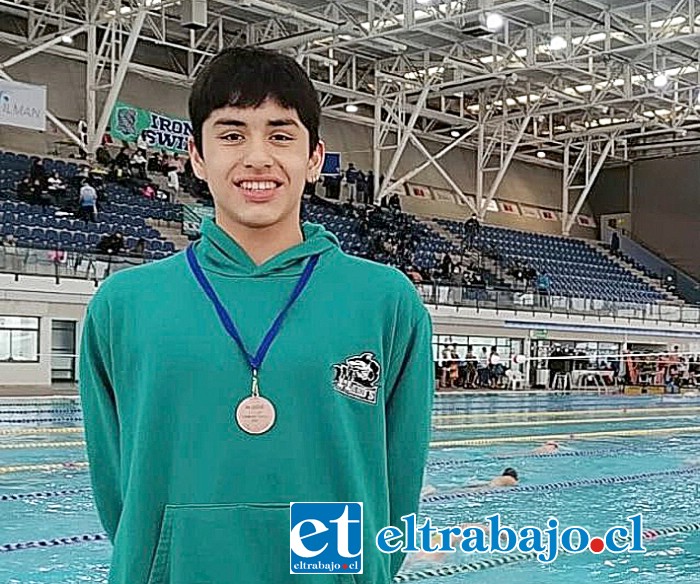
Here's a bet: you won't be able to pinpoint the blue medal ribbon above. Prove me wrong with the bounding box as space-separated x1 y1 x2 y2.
185 243 319 375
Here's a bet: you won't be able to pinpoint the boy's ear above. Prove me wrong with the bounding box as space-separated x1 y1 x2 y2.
188 137 207 181
307 140 326 183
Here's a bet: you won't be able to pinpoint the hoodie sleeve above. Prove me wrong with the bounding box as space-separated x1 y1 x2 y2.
385 308 434 577
79 306 122 542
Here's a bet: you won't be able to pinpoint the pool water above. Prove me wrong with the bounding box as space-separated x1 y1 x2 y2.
0 395 699 583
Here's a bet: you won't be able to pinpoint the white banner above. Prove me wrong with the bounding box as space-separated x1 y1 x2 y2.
0 79 47 131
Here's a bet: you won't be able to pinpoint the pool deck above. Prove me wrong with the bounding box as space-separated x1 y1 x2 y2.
0 384 78 398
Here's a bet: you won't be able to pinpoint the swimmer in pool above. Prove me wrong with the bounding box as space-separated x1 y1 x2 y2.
533 440 560 454
467 467 519 490
421 468 519 498
420 484 437 498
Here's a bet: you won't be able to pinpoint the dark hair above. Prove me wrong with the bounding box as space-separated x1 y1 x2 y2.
189 47 321 157
503 467 518 480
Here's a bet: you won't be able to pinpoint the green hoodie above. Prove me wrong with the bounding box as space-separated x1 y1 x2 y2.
79 217 434 584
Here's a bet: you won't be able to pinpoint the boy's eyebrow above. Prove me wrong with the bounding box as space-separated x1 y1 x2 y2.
211 118 301 129
212 118 246 128
268 118 300 128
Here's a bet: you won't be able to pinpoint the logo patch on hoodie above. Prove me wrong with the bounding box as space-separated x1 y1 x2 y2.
332 352 381 405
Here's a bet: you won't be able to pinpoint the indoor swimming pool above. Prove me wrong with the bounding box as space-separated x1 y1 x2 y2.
0 394 698 583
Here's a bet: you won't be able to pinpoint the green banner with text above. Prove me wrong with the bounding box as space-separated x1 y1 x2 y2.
109 101 191 153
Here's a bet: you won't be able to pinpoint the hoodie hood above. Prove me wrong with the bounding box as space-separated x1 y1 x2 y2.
192 217 340 278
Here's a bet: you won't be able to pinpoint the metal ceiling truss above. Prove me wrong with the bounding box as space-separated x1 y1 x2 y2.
1 0 700 225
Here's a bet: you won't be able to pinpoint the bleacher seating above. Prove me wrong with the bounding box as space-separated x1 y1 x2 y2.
302 200 456 272
0 148 677 306
0 150 181 260
437 218 668 304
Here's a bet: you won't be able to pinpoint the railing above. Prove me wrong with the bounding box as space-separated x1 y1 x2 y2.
0 244 149 282
3 243 700 324
616 230 700 305
416 283 700 324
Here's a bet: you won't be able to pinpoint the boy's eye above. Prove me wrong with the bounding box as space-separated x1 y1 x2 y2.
271 134 293 141
221 133 243 142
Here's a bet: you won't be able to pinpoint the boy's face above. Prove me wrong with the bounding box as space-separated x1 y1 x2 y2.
189 98 324 233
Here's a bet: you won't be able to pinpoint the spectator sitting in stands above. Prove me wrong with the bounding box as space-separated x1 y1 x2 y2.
97 231 125 256
323 173 341 200
147 151 163 173
439 253 453 282
525 265 537 288
388 192 402 212
137 131 149 152
131 149 148 179
406 265 423 285
132 238 146 257
29 158 47 187
167 168 180 195
114 146 130 169
140 183 156 199
16 177 31 201
96 145 112 167
47 171 65 195
2 234 17 247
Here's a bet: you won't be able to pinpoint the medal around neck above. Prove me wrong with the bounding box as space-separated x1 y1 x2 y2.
186 245 319 436
236 372 276 435
236 396 276 435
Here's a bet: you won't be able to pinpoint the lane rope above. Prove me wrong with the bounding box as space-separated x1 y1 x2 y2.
433 406 700 421
0 418 83 424
0 487 92 502
0 462 88 475
434 414 699 431
0 441 85 450
393 521 700 581
0 427 83 436
431 425 700 448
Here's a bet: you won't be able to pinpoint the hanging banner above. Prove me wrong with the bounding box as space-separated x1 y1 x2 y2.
109 101 192 152
0 79 46 131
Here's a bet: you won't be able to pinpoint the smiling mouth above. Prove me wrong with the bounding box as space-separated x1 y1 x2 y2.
235 180 283 202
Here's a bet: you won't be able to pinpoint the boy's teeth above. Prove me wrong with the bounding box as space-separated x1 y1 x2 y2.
241 181 276 190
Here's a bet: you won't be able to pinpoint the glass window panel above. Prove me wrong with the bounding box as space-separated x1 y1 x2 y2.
11 331 38 361
0 331 10 360
0 316 39 330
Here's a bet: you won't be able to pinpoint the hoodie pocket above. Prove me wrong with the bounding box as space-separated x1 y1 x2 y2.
146 503 358 584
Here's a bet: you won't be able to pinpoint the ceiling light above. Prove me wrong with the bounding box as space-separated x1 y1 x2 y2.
653 73 668 88
450 130 460 138
536 151 546 159
61 35 73 44
549 36 568 51
485 13 504 32
345 104 359 113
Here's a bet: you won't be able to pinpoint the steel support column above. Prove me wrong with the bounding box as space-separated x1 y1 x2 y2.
89 8 148 153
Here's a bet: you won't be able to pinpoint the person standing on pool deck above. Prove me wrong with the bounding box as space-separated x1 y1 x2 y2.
78 47 434 584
